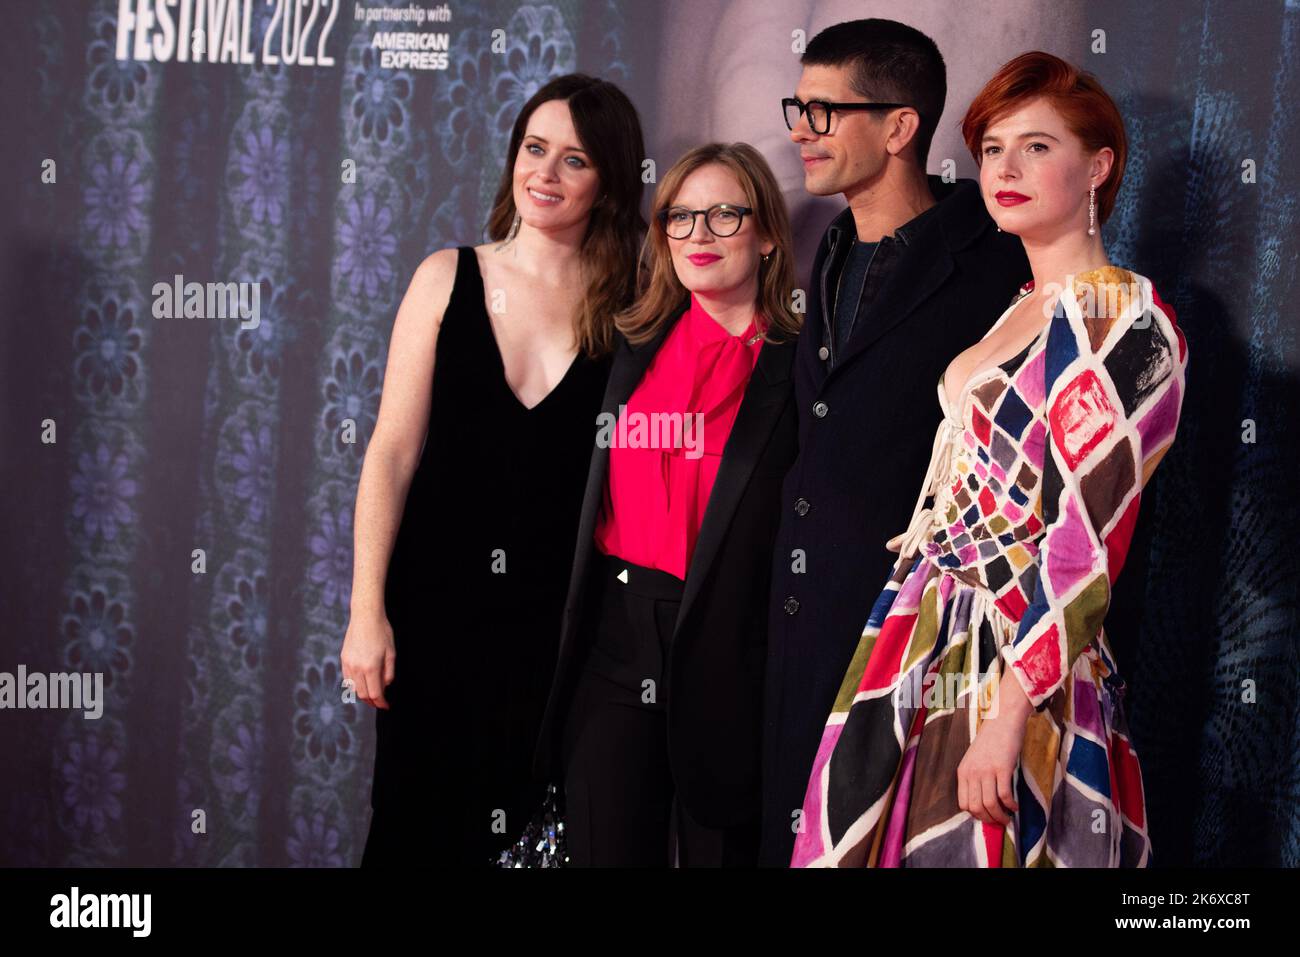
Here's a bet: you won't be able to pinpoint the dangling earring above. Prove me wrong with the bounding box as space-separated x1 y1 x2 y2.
1087 183 1097 236
506 212 522 242
996 225 1002 232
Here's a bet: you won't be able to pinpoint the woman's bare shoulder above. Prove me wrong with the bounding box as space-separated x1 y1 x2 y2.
404 247 462 326
413 246 460 289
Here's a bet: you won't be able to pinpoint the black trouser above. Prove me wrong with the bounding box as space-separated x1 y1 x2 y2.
560 553 759 867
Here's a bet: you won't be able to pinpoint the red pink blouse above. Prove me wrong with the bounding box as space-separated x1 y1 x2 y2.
593 293 764 580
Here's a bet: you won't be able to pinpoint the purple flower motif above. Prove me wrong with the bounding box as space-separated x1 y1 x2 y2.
225 571 269 672
235 126 289 225
60 734 126 836
234 278 298 381
86 17 149 107
337 193 397 299
226 722 262 798
294 659 356 764
428 184 476 251
84 152 149 248
287 809 344 867
62 584 133 687
350 45 412 143
309 506 353 610
70 442 137 542
231 422 274 524
322 347 382 458
75 296 141 397
436 36 494 170
492 6 575 141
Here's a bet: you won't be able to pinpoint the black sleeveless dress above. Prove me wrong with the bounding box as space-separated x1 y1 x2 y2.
362 245 611 866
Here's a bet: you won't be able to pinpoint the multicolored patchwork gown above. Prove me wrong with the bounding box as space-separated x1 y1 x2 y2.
791 266 1187 868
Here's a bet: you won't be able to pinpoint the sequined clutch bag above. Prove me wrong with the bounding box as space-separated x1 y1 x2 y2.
495 783 568 868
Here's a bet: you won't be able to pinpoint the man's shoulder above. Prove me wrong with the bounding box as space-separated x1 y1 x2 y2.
966 220 1032 263
938 182 1028 266
904 177 1029 279
815 204 856 242
885 176 981 251
932 182 1030 294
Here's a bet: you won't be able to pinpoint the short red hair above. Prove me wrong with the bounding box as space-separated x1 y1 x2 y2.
961 51 1127 223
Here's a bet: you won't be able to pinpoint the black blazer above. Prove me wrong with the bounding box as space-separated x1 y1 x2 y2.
534 304 798 830
759 176 1031 865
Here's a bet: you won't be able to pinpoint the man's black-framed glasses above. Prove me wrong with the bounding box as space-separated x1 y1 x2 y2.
782 96 911 134
656 203 753 239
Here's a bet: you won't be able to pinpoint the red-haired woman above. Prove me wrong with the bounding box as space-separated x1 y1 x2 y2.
791 51 1187 867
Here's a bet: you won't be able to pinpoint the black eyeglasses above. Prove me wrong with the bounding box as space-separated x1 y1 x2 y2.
782 96 912 135
656 203 753 239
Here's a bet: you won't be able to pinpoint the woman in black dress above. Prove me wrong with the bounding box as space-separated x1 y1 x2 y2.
341 74 646 866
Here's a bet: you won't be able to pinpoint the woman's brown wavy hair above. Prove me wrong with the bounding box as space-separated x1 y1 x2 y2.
616 142 801 346
486 74 647 359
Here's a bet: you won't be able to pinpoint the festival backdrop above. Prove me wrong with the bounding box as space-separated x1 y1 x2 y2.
0 0 1296 867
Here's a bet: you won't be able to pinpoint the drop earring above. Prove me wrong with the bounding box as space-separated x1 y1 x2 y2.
495 211 522 252
1087 183 1096 236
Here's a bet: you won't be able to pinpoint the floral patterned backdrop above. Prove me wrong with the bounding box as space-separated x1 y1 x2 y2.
1 0 634 867
0 0 1295 867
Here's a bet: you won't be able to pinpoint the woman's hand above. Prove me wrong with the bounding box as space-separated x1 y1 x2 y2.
956 672 1032 825
341 613 396 710
338 250 455 713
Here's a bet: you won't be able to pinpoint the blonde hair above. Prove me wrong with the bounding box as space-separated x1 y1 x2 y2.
616 143 801 345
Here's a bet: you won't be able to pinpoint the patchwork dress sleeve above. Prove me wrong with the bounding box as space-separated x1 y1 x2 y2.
1000 270 1188 711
